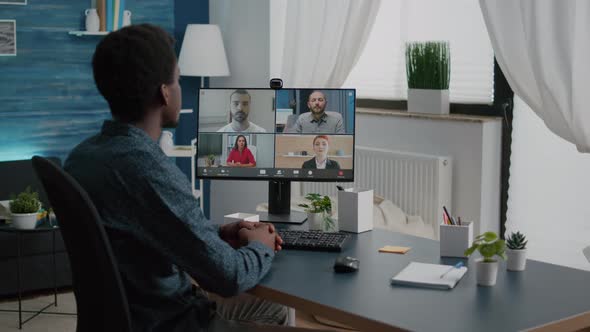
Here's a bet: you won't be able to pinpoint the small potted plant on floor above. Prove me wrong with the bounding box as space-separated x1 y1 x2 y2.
464 231 506 286
298 193 336 232
506 231 528 271
406 41 451 115
9 187 41 230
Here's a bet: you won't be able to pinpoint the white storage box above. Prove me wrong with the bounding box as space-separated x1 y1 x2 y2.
337 188 373 233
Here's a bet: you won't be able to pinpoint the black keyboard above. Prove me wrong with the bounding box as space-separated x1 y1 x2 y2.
278 230 350 252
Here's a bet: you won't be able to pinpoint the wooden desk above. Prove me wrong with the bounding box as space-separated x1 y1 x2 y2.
250 229 590 332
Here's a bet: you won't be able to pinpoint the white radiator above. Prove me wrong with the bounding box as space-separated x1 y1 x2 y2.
301 146 452 239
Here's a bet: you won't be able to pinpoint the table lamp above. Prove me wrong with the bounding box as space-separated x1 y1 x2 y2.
178 24 230 88
177 24 230 208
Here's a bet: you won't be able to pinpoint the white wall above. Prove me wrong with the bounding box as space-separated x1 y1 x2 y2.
356 111 502 236
508 97 590 271
209 0 270 223
253 134 274 167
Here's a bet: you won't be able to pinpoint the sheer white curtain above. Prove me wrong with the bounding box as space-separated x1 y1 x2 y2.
481 0 590 270
480 0 590 152
270 0 380 88
507 97 590 271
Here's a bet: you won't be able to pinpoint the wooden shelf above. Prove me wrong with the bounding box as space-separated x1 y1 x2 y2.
164 146 193 158
68 31 108 37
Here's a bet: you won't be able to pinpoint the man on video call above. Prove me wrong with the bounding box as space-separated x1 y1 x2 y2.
217 89 267 133
64 24 298 331
295 90 345 134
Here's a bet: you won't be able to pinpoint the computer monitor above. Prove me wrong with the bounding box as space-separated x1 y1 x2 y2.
196 88 355 224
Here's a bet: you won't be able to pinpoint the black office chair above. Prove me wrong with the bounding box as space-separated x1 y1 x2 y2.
32 156 132 332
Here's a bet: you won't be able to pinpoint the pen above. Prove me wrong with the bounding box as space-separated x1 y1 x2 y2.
440 262 464 278
443 212 451 225
443 206 455 225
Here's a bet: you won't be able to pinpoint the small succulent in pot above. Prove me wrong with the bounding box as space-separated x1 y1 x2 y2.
506 231 528 271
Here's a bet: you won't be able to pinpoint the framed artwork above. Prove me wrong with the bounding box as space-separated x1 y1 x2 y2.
0 0 27 4
0 20 16 56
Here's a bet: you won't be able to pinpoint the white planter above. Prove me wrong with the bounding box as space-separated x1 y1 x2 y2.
506 248 527 271
407 89 450 115
476 259 499 286
11 213 38 229
307 212 323 231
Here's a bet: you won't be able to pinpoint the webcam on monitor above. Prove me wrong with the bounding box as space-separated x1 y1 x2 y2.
269 78 283 90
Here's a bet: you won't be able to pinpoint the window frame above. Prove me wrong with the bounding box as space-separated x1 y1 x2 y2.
356 59 514 237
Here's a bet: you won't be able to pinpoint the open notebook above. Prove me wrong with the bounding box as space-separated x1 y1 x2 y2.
391 262 468 290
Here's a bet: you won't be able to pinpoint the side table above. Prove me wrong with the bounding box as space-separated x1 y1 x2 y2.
0 223 75 329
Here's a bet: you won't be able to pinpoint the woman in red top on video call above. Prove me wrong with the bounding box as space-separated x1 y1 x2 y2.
226 135 256 167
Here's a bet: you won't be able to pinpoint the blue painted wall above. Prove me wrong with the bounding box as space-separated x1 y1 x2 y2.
174 0 210 216
0 0 174 162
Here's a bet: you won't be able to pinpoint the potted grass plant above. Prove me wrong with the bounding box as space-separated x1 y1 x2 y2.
506 231 528 271
9 187 41 230
406 41 450 115
298 193 337 232
464 231 506 286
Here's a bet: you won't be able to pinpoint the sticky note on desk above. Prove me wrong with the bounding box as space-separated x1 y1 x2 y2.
379 245 411 254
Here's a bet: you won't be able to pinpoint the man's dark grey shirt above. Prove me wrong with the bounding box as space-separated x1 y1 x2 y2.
294 111 345 134
65 120 274 332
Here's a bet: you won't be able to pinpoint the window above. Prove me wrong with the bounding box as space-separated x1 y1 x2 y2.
342 0 495 104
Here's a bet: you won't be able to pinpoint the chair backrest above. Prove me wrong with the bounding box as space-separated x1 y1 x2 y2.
32 156 132 332
284 114 299 133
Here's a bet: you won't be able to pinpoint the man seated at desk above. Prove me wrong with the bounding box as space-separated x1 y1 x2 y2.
218 90 267 133
295 90 345 134
64 24 300 331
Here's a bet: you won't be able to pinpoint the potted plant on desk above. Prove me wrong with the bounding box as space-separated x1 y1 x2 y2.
9 187 41 230
465 231 506 286
298 193 336 232
506 231 528 271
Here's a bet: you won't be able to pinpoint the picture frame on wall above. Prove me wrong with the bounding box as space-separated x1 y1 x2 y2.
0 20 16 56
0 0 27 5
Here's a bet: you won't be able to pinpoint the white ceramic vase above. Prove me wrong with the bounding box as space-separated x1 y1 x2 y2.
85 8 100 32
122 10 132 27
307 212 323 231
476 259 498 286
11 213 38 229
506 249 527 271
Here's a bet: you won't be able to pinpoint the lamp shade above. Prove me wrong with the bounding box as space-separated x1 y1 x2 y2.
178 24 230 77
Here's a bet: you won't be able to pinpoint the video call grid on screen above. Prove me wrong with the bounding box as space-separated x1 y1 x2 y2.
196 88 355 181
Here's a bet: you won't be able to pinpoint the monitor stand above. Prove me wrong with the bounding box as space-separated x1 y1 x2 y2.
258 180 307 224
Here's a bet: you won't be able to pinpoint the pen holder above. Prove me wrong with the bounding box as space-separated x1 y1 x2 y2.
337 188 373 233
440 221 473 257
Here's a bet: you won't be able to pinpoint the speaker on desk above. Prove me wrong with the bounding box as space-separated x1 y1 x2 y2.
337 188 373 233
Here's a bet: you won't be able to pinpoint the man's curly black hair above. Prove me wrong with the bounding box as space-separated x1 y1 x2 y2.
92 24 176 123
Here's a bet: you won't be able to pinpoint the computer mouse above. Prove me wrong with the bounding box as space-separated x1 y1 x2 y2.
334 256 359 273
